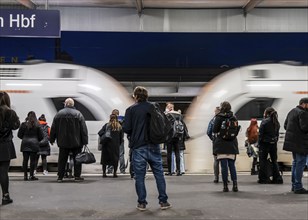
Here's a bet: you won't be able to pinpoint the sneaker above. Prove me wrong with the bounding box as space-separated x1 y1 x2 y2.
294 188 308 194
74 177 84 182
136 203 147 211
160 201 172 210
43 170 48 175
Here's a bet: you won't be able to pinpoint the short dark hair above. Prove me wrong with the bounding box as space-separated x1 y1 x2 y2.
133 86 148 102
299 97 308 105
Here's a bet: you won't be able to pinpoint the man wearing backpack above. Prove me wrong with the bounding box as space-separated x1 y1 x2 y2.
165 103 188 176
212 101 240 192
123 86 171 211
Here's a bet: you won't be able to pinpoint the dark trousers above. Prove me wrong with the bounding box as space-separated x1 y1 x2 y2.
36 155 48 171
166 140 180 173
0 161 10 196
22 152 37 177
58 148 82 179
258 142 281 181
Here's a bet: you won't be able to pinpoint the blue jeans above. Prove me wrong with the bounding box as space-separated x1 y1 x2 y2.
132 144 168 205
292 152 307 191
220 159 237 183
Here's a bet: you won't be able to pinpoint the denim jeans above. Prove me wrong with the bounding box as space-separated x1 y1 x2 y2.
292 152 307 191
171 150 185 173
220 159 237 183
132 144 168 205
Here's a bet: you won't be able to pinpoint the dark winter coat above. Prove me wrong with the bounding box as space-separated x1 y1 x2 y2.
212 111 239 155
50 106 88 149
0 106 20 161
18 122 44 152
283 105 308 154
38 121 51 156
98 123 123 165
258 117 280 144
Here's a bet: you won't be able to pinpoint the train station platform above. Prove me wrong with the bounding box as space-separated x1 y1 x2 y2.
1 173 308 220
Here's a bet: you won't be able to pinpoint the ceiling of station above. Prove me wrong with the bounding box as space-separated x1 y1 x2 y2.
1 1 308 13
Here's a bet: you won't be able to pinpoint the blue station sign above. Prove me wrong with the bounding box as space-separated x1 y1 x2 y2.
0 9 60 38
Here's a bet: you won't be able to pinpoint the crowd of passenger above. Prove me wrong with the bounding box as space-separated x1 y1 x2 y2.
0 89 308 210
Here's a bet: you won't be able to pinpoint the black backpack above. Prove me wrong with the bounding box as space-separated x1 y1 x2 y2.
167 113 185 140
219 116 240 141
147 103 172 144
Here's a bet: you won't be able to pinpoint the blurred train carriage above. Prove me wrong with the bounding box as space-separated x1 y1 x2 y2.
1 62 307 173
185 63 308 173
0 62 133 172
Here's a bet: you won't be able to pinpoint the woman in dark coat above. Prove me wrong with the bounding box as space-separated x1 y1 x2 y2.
212 101 239 192
258 107 283 184
98 114 123 178
0 91 20 205
18 111 44 181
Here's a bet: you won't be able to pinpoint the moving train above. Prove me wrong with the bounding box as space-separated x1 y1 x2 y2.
185 63 308 172
0 61 133 172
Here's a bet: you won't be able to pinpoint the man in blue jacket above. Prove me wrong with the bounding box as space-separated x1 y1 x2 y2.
50 98 88 183
123 86 171 211
283 97 308 194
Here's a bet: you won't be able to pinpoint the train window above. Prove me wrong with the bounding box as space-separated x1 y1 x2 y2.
50 97 97 121
251 70 268 79
0 68 22 77
235 98 276 120
59 69 75 78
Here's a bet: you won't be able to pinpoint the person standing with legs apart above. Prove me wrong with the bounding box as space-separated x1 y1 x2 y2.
18 111 44 181
0 91 20 205
258 107 283 184
283 97 308 194
212 101 240 192
123 86 171 211
50 98 88 183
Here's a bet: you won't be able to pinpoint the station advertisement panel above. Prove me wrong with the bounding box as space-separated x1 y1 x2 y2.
0 9 60 38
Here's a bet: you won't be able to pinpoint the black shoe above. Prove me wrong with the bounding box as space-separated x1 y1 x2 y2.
223 182 229 192
213 179 219 183
176 172 182 176
113 174 118 178
165 172 172 176
75 177 84 182
57 178 63 183
136 203 147 211
2 194 13 205
160 201 172 210
294 188 308 194
29 176 39 181
102 174 107 178
232 182 238 192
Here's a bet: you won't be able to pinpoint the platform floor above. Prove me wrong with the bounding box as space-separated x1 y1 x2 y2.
0 173 308 220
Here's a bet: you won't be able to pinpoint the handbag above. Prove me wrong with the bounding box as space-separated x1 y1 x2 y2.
75 145 96 164
99 124 112 145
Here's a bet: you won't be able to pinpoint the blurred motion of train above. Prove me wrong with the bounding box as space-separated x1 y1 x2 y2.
185 63 308 173
0 61 133 172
